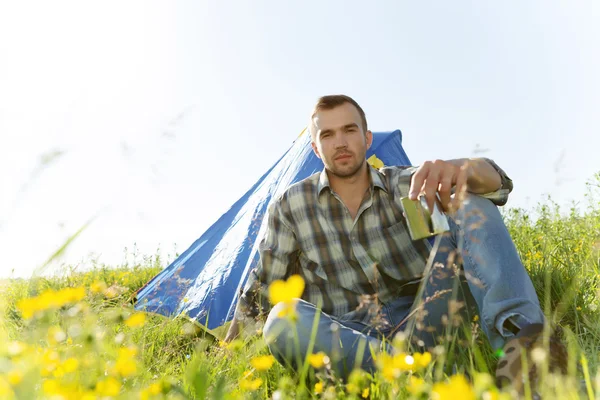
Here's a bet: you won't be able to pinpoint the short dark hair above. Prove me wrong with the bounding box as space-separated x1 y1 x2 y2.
309 95 368 138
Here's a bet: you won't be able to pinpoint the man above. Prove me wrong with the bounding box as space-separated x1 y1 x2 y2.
225 95 567 391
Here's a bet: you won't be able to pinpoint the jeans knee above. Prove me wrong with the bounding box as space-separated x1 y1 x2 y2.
263 299 312 368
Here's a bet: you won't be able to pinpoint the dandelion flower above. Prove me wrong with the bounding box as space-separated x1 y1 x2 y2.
314 382 324 394
250 355 275 371
7 369 23 386
308 352 329 369
125 312 146 328
432 374 475 400
240 377 263 391
96 377 121 397
268 275 305 317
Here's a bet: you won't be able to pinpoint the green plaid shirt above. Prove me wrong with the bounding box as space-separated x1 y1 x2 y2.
235 159 512 325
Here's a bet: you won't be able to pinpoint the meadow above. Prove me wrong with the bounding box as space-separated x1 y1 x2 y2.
1 173 599 399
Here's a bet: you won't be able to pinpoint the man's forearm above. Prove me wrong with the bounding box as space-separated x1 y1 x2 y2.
224 316 243 342
447 158 502 194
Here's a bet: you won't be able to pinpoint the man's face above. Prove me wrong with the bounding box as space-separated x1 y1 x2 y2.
311 103 373 179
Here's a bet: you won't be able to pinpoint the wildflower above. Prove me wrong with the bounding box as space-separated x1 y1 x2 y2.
268 275 305 317
140 382 162 400
125 312 146 328
0 377 14 397
314 382 324 394
407 376 426 395
63 358 79 373
240 377 263 391
96 377 121 397
115 356 137 377
147 383 162 395
7 369 23 386
362 388 370 398
90 280 107 294
367 154 384 169
431 374 475 400
346 383 359 394
43 379 61 396
41 349 60 376
308 352 329 369
250 355 275 371
413 351 432 369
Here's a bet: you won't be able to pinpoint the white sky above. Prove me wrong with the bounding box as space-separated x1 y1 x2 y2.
1 1 599 278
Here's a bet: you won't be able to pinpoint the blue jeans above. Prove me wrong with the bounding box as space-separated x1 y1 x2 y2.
262 194 544 379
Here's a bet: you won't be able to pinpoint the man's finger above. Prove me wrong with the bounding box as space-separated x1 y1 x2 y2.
409 163 430 200
450 165 469 212
438 174 453 212
423 167 440 213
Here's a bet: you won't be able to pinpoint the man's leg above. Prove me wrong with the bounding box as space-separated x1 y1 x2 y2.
263 299 386 380
408 193 544 351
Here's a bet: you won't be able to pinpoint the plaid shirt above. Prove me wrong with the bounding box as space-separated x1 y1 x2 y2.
235 159 512 325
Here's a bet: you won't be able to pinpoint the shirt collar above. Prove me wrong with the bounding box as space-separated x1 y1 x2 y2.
317 164 389 196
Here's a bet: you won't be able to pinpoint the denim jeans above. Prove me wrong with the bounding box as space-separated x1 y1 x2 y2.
262 194 544 379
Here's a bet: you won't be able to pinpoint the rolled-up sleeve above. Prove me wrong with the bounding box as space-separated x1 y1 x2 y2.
234 198 299 322
478 158 514 206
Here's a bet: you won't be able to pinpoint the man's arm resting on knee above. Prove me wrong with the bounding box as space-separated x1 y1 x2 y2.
224 199 300 343
224 316 243 342
445 158 508 195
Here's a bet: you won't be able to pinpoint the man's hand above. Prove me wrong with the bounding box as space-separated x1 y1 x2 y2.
409 159 469 213
224 317 242 343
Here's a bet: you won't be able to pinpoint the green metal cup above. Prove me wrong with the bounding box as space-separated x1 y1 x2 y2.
400 196 450 241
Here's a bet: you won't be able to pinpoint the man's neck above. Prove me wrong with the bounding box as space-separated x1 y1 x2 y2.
328 162 370 199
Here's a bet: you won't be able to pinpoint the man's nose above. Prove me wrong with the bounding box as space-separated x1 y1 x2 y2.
333 132 348 148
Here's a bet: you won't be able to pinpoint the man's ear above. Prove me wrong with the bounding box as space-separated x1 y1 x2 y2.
311 141 322 159
366 130 373 149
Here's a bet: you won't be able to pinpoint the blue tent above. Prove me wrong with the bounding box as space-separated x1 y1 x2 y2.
134 129 412 329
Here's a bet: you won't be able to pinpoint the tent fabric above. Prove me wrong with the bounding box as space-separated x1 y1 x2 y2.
134 129 413 329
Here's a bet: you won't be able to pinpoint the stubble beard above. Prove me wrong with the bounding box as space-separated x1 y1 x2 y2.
328 156 366 179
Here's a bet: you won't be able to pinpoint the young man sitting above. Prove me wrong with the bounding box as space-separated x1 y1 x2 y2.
225 94 567 392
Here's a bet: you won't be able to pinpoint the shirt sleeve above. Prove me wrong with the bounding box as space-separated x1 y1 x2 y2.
478 158 514 206
234 197 299 322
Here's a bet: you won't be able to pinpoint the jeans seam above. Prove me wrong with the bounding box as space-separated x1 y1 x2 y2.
458 220 495 333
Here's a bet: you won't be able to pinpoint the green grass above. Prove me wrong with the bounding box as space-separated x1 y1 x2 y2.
1 173 599 399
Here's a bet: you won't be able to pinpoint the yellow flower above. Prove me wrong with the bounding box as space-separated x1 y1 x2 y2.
147 383 162 395
90 281 107 294
63 358 79 373
7 369 23 386
119 346 138 359
314 382 324 394
43 379 61 395
0 377 14 397
346 383 359 394
250 355 275 371
362 387 370 398
367 154 384 169
41 349 60 376
413 351 432 369
407 376 426 394
268 275 305 313
308 352 329 369
125 312 146 328
392 352 416 372
432 374 475 400
240 377 263 391
115 357 137 377
96 377 121 397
